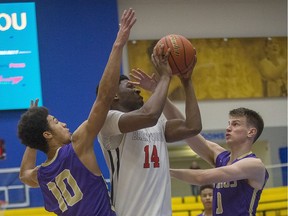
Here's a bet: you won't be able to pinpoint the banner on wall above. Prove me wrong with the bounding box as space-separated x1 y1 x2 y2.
0 2 42 110
127 37 287 101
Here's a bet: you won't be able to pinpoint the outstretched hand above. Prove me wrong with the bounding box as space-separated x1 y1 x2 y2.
30 99 39 108
116 8 137 47
129 69 158 92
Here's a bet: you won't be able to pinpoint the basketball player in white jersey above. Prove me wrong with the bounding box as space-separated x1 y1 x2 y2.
98 45 201 216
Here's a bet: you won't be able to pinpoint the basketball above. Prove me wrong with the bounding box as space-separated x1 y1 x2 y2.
154 34 196 76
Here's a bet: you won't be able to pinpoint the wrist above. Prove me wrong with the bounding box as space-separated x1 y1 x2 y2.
113 41 125 49
159 74 172 83
181 78 192 87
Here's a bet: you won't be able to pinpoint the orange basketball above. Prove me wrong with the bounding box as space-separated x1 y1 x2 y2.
155 34 196 76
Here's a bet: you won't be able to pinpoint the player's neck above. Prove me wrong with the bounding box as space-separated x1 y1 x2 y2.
229 150 253 164
228 141 252 162
43 147 61 165
46 144 62 161
203 209 213 216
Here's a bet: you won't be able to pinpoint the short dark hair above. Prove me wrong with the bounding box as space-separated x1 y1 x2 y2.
95 74 129 96
17 107 50 153
229 107 264 143
200 184 213 193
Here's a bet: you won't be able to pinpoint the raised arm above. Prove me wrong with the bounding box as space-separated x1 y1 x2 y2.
19 147 39 187
129 62 224 165
129 72 186 120
129 54 202 142
163 93 225 165
72 8 136 145
87 8 136 137
19 99 39 187
164 66 202 142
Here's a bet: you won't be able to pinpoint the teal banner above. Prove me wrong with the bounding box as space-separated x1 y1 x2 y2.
0 2 42 110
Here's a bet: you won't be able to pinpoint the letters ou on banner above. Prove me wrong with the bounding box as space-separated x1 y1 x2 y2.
0 13 27 31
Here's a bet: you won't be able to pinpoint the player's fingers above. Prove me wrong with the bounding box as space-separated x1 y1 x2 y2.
163 48 170 62
128 80 140 86
133 68 146 78
192 55 197 69
129 72 141 80
151 53 158 66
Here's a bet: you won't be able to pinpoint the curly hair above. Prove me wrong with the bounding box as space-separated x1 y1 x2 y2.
229 107 264 143
17 107 50 153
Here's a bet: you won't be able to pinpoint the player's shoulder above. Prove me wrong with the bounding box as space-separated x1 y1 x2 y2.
243 153 264 163
248 156 265 165
237 156 265 169
108 109 125 117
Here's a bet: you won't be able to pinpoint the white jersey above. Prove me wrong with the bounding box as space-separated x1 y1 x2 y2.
98 110 172 216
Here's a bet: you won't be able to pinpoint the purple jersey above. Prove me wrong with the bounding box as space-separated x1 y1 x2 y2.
213 151 269 216
37 144 116 216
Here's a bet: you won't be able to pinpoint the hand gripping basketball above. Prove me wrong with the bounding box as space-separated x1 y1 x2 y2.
154 34 196 77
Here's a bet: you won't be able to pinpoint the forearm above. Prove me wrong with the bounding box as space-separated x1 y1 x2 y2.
182 80 202 132
86 47 122 143
163 98 184 120
19 147 39 187
170 168 203 185
164 80 202 142
97 8 136 106
97 44 122 104
170 167 216 186
163 80 201 129
20 147 37 174
141 75 171 118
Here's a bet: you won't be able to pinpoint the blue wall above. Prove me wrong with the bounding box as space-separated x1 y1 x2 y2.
0 0 119 207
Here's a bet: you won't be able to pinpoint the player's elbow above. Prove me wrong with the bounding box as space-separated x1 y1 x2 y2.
140 108 161 127
149 114 159 125
19 174 32 187
182 125 202 140
188 126 202 136
186 120 202 135
19 173 25 183
19 172 39 188
144 115 159 128
19 178 39 188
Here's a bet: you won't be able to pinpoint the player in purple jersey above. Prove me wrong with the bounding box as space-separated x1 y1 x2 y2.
17 8 136 216
170 107 269 216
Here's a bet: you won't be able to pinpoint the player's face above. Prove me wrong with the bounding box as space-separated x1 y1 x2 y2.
47 115 71 145
200 188 213 209
225 116 250 145
117 79 144 111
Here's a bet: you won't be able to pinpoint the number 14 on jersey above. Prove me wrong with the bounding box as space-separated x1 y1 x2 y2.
143 145 160 168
